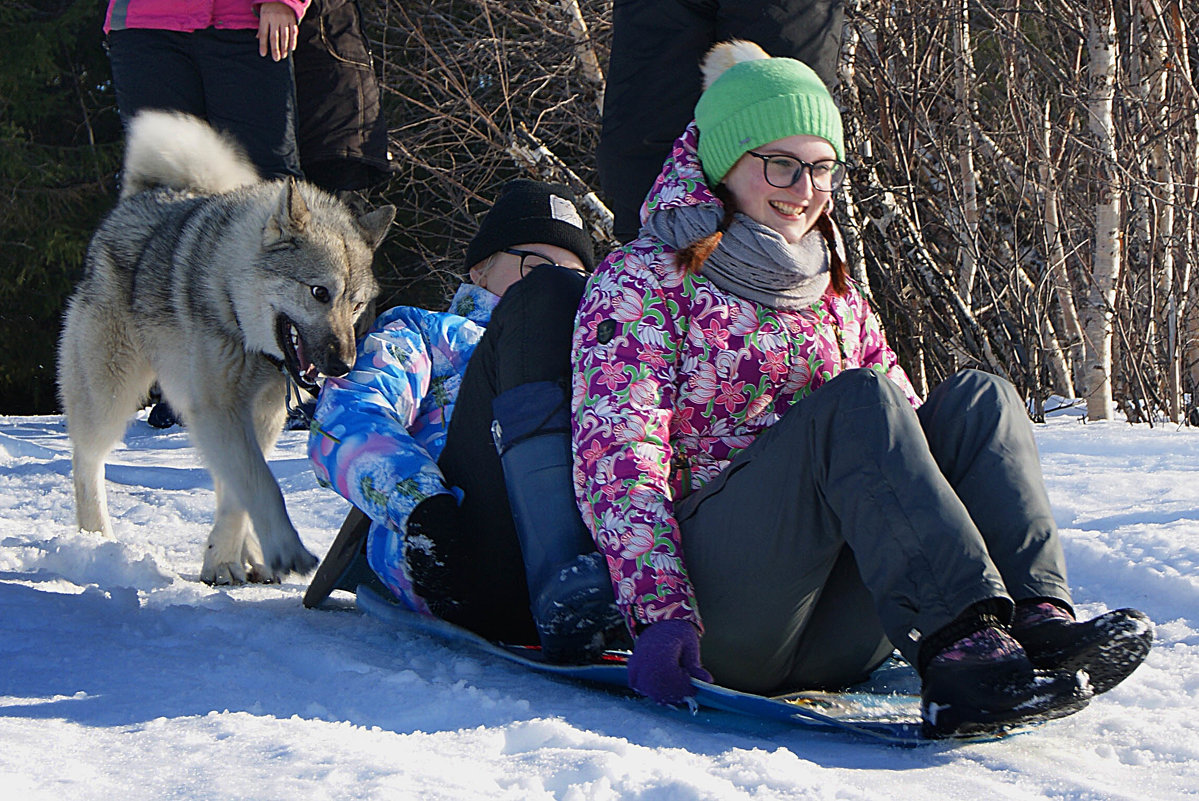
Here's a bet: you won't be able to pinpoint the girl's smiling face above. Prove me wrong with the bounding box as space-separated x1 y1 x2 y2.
721 134 837 244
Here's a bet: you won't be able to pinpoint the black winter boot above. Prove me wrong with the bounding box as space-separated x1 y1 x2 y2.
493 381 624 664
402 493 473 621
1012 602 1153 696
919 613 1092 738
147 399 181 429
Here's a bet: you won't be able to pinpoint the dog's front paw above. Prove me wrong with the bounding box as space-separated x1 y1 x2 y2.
201 560 249 586
245 563 282 584
251 542 319 583
201 557 303 585
273 546 319 577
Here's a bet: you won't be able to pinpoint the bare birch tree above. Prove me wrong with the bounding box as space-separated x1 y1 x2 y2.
1082 3 1122 421
952 0 980 305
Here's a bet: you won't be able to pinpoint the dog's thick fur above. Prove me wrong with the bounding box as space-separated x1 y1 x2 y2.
58 111 393 584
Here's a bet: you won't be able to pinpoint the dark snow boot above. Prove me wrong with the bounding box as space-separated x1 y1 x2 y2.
303 506 389 608
401 493 472 621
920 623 1092 739
1012 602 1153 696
147 399 181 429
492 381 624 664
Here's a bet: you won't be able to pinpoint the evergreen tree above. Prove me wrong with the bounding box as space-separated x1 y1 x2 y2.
0 1 121 413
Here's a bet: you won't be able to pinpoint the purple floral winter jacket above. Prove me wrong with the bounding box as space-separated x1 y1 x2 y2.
571 124 921 634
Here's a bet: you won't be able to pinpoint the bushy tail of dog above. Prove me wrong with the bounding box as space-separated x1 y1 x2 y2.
120 110 260 200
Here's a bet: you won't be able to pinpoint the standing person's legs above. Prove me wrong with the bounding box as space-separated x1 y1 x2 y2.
716 0 845 88
106 28 207 124
598 0 715 242
676 368 1009 694
292 0 393 193
192 28 303 180
916 370 1072 607
107 27 207 430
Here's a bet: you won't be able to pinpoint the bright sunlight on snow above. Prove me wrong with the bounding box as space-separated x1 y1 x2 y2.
1 407 1197 800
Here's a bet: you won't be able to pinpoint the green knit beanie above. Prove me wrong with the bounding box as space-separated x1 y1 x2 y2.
695 41 844 186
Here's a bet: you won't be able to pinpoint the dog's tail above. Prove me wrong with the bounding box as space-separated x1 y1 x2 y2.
120 110 260 200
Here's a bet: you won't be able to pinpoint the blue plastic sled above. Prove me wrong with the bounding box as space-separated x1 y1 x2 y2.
354 585 937 746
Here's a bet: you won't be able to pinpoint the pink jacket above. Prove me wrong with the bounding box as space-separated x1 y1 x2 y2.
105 0 309 33
571 123 921 634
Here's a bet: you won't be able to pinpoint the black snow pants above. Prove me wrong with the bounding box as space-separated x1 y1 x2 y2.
674 368 1071 694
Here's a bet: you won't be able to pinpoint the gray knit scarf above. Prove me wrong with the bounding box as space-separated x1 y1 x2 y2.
645 201 830 310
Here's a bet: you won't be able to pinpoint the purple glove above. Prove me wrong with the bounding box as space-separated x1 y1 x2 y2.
627 620 713 704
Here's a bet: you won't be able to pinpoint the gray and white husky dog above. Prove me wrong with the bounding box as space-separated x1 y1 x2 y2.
58 110 393 584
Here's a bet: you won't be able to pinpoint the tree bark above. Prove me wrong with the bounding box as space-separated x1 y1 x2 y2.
1082 3 1122 421
952 0 980 305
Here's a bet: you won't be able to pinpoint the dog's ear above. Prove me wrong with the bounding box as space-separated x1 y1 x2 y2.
263 177 311 249
355 205 396 250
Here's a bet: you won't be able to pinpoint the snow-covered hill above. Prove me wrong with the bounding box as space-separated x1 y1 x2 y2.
2 411 1197 800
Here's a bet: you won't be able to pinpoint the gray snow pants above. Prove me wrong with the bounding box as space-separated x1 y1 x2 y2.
674 368 1071 694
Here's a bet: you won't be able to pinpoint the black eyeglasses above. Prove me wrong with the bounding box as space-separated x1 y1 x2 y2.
503 248 579 277
744 152 847 192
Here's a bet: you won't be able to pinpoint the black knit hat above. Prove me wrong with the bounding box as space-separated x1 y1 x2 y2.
464 179 596 272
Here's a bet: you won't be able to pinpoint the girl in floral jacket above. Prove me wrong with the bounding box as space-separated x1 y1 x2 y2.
571 40 1152 737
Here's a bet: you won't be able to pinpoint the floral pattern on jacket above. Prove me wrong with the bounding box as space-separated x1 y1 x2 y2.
308 284 497 610
571 123 921 634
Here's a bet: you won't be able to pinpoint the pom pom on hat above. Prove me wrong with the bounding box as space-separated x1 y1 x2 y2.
700 40 770 90
695 40 845 185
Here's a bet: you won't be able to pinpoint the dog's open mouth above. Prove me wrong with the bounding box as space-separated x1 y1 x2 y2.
275 315 321 394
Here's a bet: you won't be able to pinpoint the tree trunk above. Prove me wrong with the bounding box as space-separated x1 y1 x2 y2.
1082 4 1122 421
834 10 875 299
1140 0 1181 420
1038 100 1082 399
952 0 980 305
559 0 605 113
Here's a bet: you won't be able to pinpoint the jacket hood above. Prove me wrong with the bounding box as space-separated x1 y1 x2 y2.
639 122 722 235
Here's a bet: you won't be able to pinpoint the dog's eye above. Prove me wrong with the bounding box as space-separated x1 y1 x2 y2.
310 285 331 303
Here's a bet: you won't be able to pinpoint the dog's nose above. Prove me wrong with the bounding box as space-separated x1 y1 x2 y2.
320 340 353 377
324 356 351 377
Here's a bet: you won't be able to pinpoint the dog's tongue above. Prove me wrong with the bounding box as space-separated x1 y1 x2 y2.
302 364 320 383
291 328 314 373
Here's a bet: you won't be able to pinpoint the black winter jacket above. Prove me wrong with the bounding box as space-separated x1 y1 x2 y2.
294 0 393 192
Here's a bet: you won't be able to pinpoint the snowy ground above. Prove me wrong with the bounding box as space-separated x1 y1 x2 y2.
1 408 1197 800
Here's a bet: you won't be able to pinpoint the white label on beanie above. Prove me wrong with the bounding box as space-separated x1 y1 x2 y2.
549 194 584 229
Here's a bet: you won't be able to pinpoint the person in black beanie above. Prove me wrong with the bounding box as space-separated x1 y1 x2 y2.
305 179 625 664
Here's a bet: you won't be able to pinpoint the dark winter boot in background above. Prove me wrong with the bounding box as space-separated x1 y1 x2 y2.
146 390 181 429
492 380 624 664
285 399 318 431
1011 601 1153 696
147 400 180 429
918 610 1092 738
